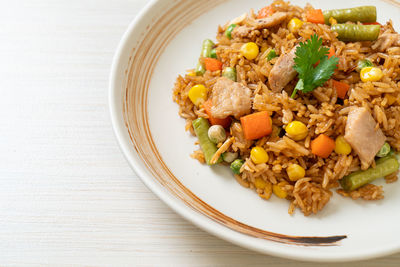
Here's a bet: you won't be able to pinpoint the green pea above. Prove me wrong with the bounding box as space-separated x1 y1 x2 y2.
225 24 237 40
230 159 244 174
222 67 237 82
377 142 391 158
195 62 206 76
356 59 374 72
201 39 215 58
210 48 217 59
266 49 277 61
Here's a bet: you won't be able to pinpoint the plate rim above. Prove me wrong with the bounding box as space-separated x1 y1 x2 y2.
109 0 400 262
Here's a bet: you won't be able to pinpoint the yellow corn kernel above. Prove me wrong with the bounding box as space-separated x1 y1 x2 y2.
259 181 272 199
360 67 383 82
273 183 288 199
188 84 208 106
287 33 295 40
240 42 259 60
285 121 308 141
329 17 337 25
334 136 352 155
250 146 269 164
385 94 397 106
187 71 196 76
288 18 304 33
286 164 306 181
254 177 267 190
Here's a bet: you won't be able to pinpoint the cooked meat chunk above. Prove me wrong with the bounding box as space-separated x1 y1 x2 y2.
210 77 252 119
231 25 253 39
372 33 400 51
268 46 298 92
344 107 386 168
231 12 287 39
228 12 247 26
254 12 288 29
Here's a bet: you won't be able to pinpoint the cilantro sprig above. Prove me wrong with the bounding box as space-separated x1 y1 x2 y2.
291 34 339 98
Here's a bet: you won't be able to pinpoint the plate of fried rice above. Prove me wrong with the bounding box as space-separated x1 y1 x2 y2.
110 0 400 261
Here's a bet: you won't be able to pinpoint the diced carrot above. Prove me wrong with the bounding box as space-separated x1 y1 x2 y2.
314 47 336 67
257 5 275 19
311 134 335 158
204 58 223 71
203 99 231 129
240 111 272 140
328 47 335 59
332 79 350 99
306 9 325 24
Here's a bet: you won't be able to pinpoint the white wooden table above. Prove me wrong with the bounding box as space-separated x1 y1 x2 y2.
1 0 399 266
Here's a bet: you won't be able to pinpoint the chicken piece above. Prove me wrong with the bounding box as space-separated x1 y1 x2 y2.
210 77 252 119
344 107 386 168
372 33 400 51
231 25 253 39
268 46 298 92
254 12 287 29
228 12 247 26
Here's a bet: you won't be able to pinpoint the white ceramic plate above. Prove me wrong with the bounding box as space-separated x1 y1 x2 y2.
110 0 400 262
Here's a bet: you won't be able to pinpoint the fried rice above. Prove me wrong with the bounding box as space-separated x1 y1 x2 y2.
172 1 400 215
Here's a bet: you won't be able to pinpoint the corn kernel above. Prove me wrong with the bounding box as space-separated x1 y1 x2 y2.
187 71 196 76
254 177 267 190
385 94 397 106
188 84 208 106
334 136 352 155
288 18 304 33
285 121 308 141
329 17 337 25
360 67 383 82
240 42 259 60
250 146 269 164
273 183 287 199
287 33 295 40
286 164 306 181
259 181 272 200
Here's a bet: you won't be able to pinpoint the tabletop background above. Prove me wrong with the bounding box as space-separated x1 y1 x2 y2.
1 0 399 266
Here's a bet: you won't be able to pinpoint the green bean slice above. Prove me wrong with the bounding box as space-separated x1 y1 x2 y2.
340 155 399 191
331 24 380 42
192 117 222 165
323 6 376 25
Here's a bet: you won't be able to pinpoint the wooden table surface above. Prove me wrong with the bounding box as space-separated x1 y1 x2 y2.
1 0 399 266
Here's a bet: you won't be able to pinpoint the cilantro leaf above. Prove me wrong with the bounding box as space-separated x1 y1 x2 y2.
291 34 339 98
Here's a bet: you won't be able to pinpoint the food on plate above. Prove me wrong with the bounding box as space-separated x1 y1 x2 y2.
173 1 400 215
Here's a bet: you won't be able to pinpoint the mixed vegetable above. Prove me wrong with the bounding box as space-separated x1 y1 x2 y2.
184 3 399 201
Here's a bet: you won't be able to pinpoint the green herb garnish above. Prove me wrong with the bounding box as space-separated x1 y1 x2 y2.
291 34 339 98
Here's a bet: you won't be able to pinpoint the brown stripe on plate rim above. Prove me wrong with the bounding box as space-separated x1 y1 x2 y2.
123 0 347 246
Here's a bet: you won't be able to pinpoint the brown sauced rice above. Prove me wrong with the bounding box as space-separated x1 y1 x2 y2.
172 1 400 215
